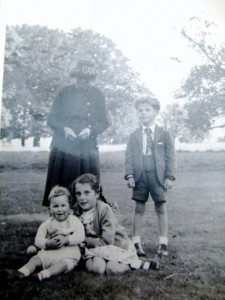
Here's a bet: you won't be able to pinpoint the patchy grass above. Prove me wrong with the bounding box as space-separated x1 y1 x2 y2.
0 151 225 299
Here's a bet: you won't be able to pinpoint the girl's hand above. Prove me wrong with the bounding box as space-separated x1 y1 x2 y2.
54 235 69 248
63 127 77 140
45 235 69 249
48 230 60 239
79 242 86 248
79 242 86 255
45 237 59 249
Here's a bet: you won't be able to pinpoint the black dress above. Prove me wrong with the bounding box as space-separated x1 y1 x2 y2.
42 85 108 206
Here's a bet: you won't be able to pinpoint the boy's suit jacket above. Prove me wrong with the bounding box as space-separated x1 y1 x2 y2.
125 125 176 186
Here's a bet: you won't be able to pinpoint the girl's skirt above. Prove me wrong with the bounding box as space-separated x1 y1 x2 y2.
83 240 139 265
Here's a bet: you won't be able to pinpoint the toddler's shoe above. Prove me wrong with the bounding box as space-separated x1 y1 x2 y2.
134 242 147 258
0 269 25 281
157 244 168 256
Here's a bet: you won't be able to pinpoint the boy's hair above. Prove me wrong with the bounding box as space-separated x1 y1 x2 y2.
135 96 160 111
48 185 72 207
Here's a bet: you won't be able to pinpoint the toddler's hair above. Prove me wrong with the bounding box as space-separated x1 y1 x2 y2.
71 173 109 216
135 96 160 111
48 185 72 207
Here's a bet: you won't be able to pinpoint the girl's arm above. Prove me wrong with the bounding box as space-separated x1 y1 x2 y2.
85 205 116 248
65 216 85 246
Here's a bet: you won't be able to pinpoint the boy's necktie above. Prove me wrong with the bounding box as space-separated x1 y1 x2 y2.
145 128 154 155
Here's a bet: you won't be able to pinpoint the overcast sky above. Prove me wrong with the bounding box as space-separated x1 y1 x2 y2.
1 0 225 106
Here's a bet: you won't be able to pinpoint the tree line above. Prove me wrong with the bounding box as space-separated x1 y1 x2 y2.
1 19 225 145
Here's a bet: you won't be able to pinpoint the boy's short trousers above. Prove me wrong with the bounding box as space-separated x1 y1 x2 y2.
132 172 167 203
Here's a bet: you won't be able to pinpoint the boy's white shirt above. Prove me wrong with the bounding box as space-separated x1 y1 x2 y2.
141 123 156 155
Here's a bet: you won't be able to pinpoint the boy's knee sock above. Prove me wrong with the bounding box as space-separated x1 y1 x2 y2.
159 236 168 245
132 236 141 244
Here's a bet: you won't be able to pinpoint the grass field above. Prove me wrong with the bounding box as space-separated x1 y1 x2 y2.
0 151 225 299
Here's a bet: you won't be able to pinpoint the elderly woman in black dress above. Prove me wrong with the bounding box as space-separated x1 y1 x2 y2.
42 60 108 206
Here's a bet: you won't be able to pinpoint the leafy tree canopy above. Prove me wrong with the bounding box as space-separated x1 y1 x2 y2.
2 25 152 144
177 18 225 141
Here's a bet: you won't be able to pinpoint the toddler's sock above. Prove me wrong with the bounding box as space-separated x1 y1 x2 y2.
38 269 50 281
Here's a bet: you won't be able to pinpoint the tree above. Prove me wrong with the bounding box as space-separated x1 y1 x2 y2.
177 18 225 141
2 25 151 145
159 103 189 142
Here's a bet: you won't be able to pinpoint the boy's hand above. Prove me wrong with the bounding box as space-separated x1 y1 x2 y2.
127 177 135 188
164 178 174 189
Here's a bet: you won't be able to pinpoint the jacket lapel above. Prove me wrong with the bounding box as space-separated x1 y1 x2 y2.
134 128 143 149
154 125 163 143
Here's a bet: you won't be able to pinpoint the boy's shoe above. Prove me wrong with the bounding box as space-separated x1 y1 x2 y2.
148 259 160 270
134 243 147 258
156 244 168 256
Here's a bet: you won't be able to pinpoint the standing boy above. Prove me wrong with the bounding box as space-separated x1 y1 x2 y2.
125 96 176 257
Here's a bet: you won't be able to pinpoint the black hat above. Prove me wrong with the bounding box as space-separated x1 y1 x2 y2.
70 59 97 79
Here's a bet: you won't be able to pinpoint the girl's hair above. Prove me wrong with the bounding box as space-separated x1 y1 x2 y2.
70 173 109 216
48 185 72 207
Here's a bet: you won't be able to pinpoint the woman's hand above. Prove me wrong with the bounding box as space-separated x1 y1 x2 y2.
78 128 90 140
63 127 77 140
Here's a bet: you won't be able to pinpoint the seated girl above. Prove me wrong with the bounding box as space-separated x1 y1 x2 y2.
71 173 159 275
